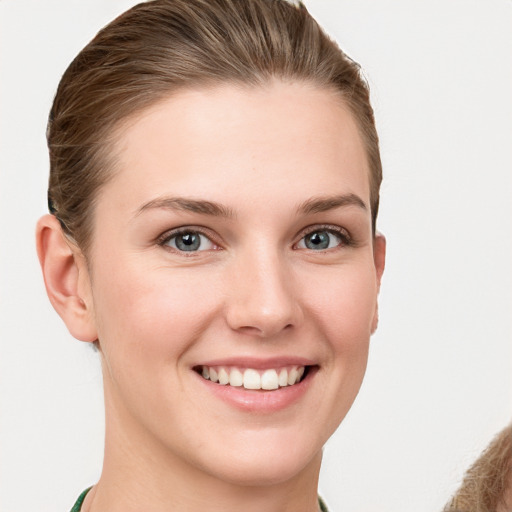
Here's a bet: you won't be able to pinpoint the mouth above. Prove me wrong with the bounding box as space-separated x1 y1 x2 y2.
193 364 312 391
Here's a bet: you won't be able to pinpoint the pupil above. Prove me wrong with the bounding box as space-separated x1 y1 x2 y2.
177 233 200 251
306 231 329 250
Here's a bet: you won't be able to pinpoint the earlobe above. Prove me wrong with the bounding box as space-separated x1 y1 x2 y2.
373 233 386 288
36 214 98 342
371 233 386 334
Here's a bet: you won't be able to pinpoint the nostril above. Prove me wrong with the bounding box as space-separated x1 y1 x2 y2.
238 326 263 334
236 322 294 338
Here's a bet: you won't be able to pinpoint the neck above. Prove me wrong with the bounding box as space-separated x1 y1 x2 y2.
85 379 323 512
88 441 322 512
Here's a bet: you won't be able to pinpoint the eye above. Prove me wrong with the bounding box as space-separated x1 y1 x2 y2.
161 230 216 252
296 228 347 251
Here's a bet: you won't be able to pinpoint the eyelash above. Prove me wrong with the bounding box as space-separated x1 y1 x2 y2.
156 227 219 254
296 224 354 250
156 224 354 254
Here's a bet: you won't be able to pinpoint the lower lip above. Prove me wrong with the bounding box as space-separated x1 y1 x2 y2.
194 368 317 413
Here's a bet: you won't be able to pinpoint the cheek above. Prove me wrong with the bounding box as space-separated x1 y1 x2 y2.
296 263 376 434
305 262 378 347
91 260 222 368
91 262 225 430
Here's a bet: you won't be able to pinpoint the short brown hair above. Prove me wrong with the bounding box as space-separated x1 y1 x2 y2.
47 0 382 253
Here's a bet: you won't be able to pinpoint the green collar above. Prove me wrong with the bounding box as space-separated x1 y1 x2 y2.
70 487 92 512
318 495 329 511
71 488 329 511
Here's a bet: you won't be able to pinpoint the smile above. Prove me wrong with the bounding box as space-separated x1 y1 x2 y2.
196 365 307 390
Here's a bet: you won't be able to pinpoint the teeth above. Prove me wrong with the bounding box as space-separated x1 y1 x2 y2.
199 365 306 390
243 369 261 390
218 368 229 385
261 369 279 390
278 369 288 387
229 368 243 387
287 367 298 386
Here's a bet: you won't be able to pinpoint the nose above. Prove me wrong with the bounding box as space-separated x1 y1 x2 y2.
225 250 302 338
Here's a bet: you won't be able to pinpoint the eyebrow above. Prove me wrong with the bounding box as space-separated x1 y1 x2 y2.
136 193 366 219
297 193 368 215
137 196 236 218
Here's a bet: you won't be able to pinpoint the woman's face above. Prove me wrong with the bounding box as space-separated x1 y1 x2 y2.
82 81 385 486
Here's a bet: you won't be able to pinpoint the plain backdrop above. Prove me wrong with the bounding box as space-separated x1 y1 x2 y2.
1 1 511 511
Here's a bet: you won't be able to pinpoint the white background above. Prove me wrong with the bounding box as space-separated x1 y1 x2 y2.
1 1 511 511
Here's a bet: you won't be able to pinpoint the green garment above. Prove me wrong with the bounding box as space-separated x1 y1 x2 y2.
70 488 92 512
318 496 329 511
71 487 329 511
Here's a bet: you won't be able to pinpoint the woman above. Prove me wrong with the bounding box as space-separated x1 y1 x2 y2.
36 0 385 510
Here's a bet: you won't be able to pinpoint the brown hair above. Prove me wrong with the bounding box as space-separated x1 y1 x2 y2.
444 424 512 512
47 0 382 254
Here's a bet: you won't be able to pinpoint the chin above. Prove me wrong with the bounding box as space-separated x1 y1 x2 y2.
197 433 323 487
209 457 317 488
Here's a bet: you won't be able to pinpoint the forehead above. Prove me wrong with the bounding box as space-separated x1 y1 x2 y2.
103 81 370 213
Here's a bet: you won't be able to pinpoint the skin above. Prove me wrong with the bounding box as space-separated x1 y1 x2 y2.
37 80 385 512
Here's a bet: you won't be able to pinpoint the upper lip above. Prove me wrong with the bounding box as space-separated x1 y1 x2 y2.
193 356 317 369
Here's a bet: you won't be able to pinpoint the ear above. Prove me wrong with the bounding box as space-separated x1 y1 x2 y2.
371 233 386 334
36 214 98 342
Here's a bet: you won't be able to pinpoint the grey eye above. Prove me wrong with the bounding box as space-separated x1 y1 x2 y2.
298 230 342 250
166 232 214 252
